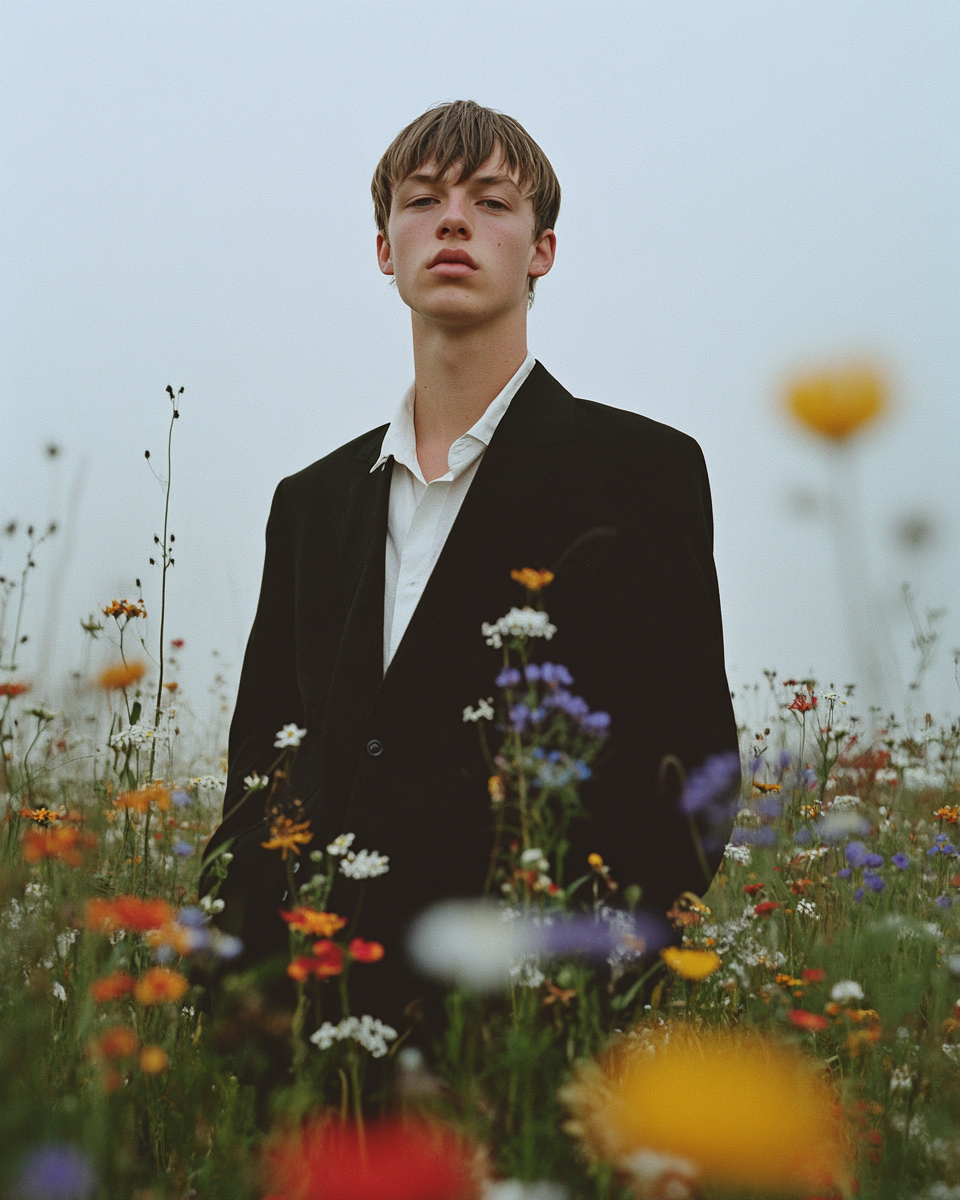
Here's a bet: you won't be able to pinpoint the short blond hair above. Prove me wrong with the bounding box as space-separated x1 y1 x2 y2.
372 101 561 300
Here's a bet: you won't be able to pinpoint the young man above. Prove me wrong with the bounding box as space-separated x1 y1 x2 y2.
204 101 737 1026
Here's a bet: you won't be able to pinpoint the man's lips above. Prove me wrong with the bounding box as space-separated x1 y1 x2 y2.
427 249 477 277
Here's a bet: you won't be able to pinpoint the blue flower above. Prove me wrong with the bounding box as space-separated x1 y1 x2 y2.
524 664 541 683
891 853 910 869
845 841 871 869
837 868 852 879
13 1145 96 1200
572 760 592 781
794 827 812 845
778 749 793 770
854 887 865 903
756 798 782 818
540 663 573 687
580 711 611 736
863 871 885 893
509 703 533 732
679 751 741 817
863 853 884 869
944 844 957 856
173 839 193 858
936 894 953 908
171 789 191 808
495 667 521 688
177 906 207 929
730 826 777 847
934 833 949 845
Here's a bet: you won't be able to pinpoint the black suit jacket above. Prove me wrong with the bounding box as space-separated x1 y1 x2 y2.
204 362 737 1020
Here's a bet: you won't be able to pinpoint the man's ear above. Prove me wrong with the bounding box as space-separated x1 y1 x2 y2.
377 232 395 277
528 229 557 280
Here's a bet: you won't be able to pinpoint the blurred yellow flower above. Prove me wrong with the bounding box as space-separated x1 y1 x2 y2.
98 660 147 691
786 364 887 441
562 1026 847 1195
510 567 555 591
139 1045 169 1074
661 947 722 981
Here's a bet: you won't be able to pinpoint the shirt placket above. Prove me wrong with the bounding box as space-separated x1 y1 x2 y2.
389 479 451 660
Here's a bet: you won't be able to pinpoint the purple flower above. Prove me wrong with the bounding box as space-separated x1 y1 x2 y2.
863 871 885 893
540 663 573 687
936 894 953 908
679 751 741 817
177 906 207 929
845 841 871 869
854 887 865 903
508 703 534 732
580 711 611 736
171 789 191 808
173 839 193 858
214 933 243 959
496 667 521 688
838 868 852 879
756 798 782 818
891 853 910 869
730 826 777 847
13 1145 96 1200
944 844 957 856
537 911 669 959
542 690 590 720
864 853 884 869
794 827 812 846
524 664 541 683
778 749 793 770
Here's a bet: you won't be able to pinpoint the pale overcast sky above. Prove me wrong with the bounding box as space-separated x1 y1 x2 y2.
3 1 959 730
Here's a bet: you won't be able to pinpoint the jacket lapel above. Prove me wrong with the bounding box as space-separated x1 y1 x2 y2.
383 362 577 684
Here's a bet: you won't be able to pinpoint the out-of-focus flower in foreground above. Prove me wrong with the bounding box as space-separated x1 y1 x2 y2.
562 1025 847 1198
22 825 95 867
262 1118 480 1200
262 816 313 859
0 681 30 698
281 907 347 937
89 971 136 1003
97 660 147 691
11 1144 96 1200
86 896 173 933
138 1045 169 1074
114 782 172 814
510 567 555 591
660 946 722 981
786 363 887 441
133 968 189 1005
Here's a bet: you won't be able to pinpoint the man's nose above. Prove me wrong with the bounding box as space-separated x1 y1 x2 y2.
436 193 472 238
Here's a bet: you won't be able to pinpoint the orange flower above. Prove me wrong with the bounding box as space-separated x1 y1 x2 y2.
89 971 136 1002
163 681 179 692
786 364 887 441
261 815 313 860
147 922 194 957
280 907 347 937
133 967 189 1005
0 681 29 698
98 660 147 691
95 1026 139 1059
934 806 960 824
114 782 172 814
22 825 94 866
349 938 385 963
86 895 173 933
788 1009 830 1033
21 806 57 823
311 940 345 975
139 1045 169 1074
101 599 147 620
510 567 555 591
752 782 782 793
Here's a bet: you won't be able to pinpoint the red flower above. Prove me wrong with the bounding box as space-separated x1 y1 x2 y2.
788 693 818 713
171 638 185 649
311 939 345 975
754 901 781 917
349 938 385 963
789 1009 830 1033
0 681 29 698
263 1119 479 1200
802 968 827 983
743 883 765 896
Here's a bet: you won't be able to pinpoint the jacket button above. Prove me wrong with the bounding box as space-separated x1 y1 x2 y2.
366 738 383 757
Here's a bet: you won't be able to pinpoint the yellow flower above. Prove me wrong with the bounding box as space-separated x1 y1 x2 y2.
660 947 722 981
139 1045 169 1074
786 364 887 440
510 567 555 591
98 660 147 691
261 815 313 860
115 782 172 814
562 1025 847 1194
134 967 189 1005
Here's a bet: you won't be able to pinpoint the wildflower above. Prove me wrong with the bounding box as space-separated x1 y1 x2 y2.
0 681 29 698
802 968 827 983
723 843 752 866
133 967 189 1004
173 838 193 858
863 871 885 893
261 816 313 860
102 599 147 620
510 567 555 591
97 660 147 691
830 980 865 1005
263 1119 472 1200
785 363 887 440
934 806 960 824
481 606 557 649
280 907 347 937
753 901 781 918
349 938 385 963
788 1009 830 1033
274 723 307 748
743 883 765 896
86 896 173 933
89 971 136 1003
326 832 355 856
243 772 269 791
114 781 172 814
561 1026 847 1193
462 697 494 722
487 775 505 804
588 853 605 870
95 1026 139 1058
171 789 191 807
21 806 57 823
287 942 345 981
340 848 389 879
12 1145 97 1200
661 947 722 981
22 825 94 867
495 666 521 687
936 894 953 909
108 723 167 752
138 1045 169 1074
891 852 910 869
308 1015 399 1058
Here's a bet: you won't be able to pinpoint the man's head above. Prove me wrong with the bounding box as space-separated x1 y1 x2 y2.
372 101 560 311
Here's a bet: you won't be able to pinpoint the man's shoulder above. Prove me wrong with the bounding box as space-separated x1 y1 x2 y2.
573 395 700 457
276 423 389 501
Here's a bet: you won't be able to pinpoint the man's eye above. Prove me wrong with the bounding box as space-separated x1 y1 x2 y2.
480 199 508 210
409 197 436 208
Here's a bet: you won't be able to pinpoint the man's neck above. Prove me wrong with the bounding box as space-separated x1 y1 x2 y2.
410 309 528 482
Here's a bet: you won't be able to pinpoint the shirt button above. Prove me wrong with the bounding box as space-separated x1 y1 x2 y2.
366 738 383 757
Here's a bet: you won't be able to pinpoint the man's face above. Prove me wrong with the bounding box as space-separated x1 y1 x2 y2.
377 150 555 329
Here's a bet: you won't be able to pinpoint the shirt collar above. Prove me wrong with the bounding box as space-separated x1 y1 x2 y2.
371 352 536 479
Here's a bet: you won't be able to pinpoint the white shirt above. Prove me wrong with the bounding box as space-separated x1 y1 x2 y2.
372 353 536 672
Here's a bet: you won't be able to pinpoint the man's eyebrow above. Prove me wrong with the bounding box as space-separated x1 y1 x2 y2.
399 171 522 190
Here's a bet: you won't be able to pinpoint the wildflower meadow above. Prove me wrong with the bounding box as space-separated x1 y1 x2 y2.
3 373 960 1200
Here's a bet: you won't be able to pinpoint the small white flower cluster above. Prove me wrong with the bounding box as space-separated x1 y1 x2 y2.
481 607 557 649
309 1014 398 1058
340 848 390 879
199 894 225 914
274 723 307 749
889 1064 915 1093
520 847 549 874
243 772 270 791
722 843 752 866
830 979 864 1004
109 724 168 752
463 697 495 723
326 833 355 856
509 959 546 989
193 774 223 791
829 793 861 811
795 898 820 920
51 981 67 1003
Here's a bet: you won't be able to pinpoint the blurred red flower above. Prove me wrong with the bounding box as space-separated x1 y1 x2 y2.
789 1009 830 1033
